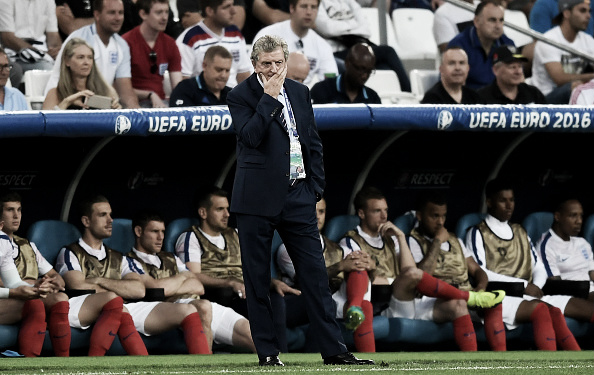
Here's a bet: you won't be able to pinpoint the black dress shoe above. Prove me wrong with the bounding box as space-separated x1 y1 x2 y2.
259 355 285 366
324 352 375 365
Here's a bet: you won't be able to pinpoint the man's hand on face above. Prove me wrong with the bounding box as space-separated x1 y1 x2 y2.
262 63 287 98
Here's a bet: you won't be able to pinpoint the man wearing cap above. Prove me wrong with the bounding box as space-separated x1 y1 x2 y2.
531 0 594 104
447 0 516 90
479 45 547 104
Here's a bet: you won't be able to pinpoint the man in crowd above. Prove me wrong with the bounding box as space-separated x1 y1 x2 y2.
55 194 211 355
433 0 475 53
0 47 27 110
170 45 231 107
44 0 139 109
253 0 338 86
311 43 381 104
0 0 62 89
127 211 256 352
337 187 505 353
175 185 291 353
122 0 182 107
531 0 594 104
448 0 516 90
537 197 594 303
286 51 310 83
408 191 507 351
176 0 252 87
421 47 484 104
176 0 203 31
479 45 547 104
465 178 581 350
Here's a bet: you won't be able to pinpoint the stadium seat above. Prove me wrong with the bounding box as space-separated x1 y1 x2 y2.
324 214 360 242
365 70 418 104
504 9 534 48
23 69 52 110
164 217 199 253
521 211 553 245
391 8 439 70
104 218 135 253
582 214 594 247
409 69 440 101
454 212 486 240
26 220 82 265
394 211 417 234
163 70 172 99
360 7 399 50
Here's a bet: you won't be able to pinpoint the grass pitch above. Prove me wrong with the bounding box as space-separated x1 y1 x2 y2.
0 351 591 375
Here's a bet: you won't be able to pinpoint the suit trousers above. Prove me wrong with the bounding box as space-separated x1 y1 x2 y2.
235 180 347 359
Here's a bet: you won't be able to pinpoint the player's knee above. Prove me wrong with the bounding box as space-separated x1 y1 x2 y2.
400 266 423 284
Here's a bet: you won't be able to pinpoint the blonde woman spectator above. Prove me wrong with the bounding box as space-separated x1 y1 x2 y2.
43 38 120 110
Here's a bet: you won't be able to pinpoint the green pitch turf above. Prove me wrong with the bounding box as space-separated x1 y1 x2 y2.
0 351 592 375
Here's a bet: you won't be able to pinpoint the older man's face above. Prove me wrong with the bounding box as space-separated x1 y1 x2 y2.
0 54 10 88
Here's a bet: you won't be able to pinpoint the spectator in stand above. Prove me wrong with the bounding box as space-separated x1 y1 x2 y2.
0 0 62 90
55 0 95 41
433 0 476 53
120 0 183 39
176 0 252 87
176 0 203 30
0 48 28 111
286 51 310 83
530 0 594 35
570 77 594 103
43 38 121 110
44 0 139 109
479 45 547 103
421 47 485 104
253 0 339 86
311 43 382 104
537 197 594 302
448 0 516 90
465 177 582 351
122 0 182 108
314 0 411 92
242 0 290 44
170 45 232 106
531 0 594 104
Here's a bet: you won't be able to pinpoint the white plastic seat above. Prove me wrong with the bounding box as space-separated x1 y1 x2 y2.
365 70 418 104
504 9 534 48
391 8 439 66
163 70 172 98
360 7 399 51
409 68 440 101
23 69 52 110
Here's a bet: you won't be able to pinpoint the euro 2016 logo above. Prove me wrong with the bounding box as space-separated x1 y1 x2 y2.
437 110 453 130
115 115 131 135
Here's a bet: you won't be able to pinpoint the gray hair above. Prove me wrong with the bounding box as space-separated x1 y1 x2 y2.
251 35 289 63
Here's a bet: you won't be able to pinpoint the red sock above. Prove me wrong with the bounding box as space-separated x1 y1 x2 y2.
347 270 369 308
48 301 70 357
530 303 556 351
483 304 506 351
416 272 469 301
181 312 211 354
88 297 123 356
118 312 148 356
453 314 477 351
18 300 47 357
353 300 375 352
548 306 580 351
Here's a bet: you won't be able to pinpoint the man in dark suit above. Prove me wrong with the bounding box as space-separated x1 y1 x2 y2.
226 34 374 367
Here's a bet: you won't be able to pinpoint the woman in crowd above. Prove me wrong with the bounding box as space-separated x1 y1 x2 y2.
43 38 120 110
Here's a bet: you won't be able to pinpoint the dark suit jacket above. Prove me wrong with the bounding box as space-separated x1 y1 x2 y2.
227 73 325 217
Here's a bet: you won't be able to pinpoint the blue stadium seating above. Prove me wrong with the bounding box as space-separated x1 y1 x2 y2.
521 212 553 246
582 214 594 247
26 220 81 265
103 218 134 253
394 211 417 234
324 215 360 242
164 217 199 253
455 213 486 240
